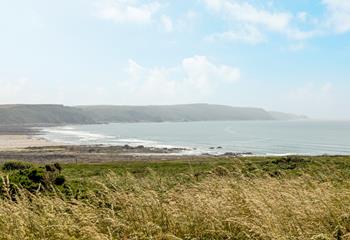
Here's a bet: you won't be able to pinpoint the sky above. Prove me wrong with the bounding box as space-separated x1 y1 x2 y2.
0 0 349 119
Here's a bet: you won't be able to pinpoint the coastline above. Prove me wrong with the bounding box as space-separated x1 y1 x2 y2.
0 124 348 158
0 124 192 157
0 125 195 162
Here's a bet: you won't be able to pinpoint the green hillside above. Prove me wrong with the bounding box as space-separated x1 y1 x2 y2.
78 104 275 122
0 105 96 125
0 104 305 125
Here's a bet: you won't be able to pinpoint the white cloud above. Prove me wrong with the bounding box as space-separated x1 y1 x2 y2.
323 0 350 33
114 56 240 104
161 15 173 32
175 10 199 32
182 56 240 94
203 0 323 43
206 25 265 44
204 0 291 31
203 0 350 42
284 28 320 41
95 0 160 24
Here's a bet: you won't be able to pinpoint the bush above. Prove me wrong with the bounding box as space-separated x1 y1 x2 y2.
54 163 62 173
45 165 55 172
28 168 45 182
54 175 66 185
2 161 33 171
212 166 230 176
0 162 67 196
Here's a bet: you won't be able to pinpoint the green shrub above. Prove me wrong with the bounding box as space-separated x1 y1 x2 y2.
54 175 65 185
212 166 230 176
28 168 45 183
0 162 67 196
54 163 62 173
45 164 55 172
2 161 33 171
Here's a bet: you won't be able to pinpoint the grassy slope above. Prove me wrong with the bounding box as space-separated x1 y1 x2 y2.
0 104 307 125
78 104 275 122
0 105 96 125
1 156 350 239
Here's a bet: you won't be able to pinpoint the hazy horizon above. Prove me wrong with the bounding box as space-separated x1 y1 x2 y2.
1 0 349 119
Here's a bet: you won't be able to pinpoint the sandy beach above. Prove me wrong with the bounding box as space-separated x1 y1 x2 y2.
0 135 59 150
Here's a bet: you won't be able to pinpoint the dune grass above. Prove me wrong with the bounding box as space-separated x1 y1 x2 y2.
1 156 350 239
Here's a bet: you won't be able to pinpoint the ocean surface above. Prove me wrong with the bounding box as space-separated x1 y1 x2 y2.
39 120 350 156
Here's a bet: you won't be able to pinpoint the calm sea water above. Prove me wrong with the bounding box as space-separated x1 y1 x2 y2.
39 120 350 156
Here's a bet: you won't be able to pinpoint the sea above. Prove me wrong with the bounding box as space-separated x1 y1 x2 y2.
38 120 350 156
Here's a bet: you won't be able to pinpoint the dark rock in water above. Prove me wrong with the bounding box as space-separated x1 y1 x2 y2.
209 147 215 150
124 145 133 149
136 145 145 149
217 146 223 149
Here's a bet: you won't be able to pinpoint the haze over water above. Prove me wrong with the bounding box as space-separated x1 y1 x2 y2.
41 120 350 156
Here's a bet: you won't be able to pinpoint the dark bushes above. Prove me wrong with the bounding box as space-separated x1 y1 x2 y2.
2 161 33 171
1 161 66 196
270 156 309 170
54 175 66 185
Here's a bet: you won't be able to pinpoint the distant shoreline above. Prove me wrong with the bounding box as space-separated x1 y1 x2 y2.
1 123 349 157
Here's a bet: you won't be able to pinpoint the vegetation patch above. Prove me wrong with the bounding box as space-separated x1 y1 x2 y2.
0 161 66 197
2 161 33 171
0 156 349 239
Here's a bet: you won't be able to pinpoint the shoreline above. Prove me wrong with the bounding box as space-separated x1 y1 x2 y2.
0 140 347 164
0 125 348 158
0 135 346 159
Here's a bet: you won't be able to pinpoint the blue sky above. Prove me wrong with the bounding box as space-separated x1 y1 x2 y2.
0 0 349 119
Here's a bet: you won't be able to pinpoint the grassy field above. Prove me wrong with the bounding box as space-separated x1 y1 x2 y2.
1 155 350 239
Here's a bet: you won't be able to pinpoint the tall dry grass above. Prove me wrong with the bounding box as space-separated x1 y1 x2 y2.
0 170 350 239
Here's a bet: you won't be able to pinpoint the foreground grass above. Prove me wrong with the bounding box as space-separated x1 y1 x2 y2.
1 156 350 239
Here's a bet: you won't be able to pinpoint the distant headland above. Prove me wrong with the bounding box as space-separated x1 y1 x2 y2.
0 103 307 125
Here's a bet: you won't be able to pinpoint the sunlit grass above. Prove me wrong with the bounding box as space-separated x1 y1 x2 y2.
0 156 350 239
